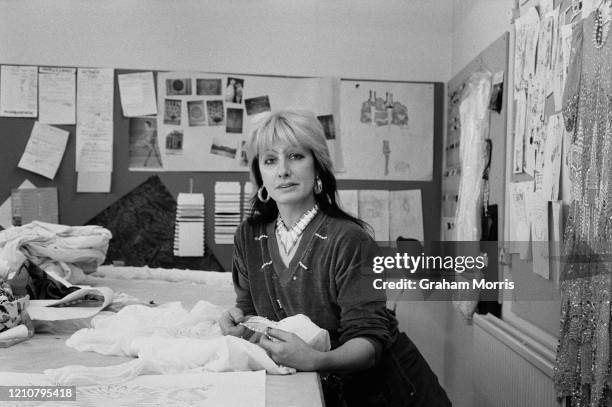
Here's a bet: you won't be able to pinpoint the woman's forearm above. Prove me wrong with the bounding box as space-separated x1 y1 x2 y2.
313 337 378 373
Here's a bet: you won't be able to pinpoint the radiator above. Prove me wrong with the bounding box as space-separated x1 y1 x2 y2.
472 314 563 407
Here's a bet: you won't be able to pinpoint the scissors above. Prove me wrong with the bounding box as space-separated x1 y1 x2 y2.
239 316 277 340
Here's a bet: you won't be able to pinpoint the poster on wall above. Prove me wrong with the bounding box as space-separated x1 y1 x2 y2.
338 80 434 180
155 72 341 172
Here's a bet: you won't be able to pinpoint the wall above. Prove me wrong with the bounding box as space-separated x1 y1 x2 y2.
451 0 515 76
0 0 453 82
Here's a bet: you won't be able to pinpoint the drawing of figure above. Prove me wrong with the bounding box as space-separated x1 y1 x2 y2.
234 82 243 103
225 78 236 102
382 140 390 175
142 120 162 167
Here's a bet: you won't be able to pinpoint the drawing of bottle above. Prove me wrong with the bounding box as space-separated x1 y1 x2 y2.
382 140 391 175
385 92 394 128
371 91 377 127
360 90 374 124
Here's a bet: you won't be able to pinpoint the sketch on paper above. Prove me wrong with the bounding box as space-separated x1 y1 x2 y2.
339 81 434 181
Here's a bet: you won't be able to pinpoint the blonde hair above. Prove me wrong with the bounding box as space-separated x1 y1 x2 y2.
247 110 333 176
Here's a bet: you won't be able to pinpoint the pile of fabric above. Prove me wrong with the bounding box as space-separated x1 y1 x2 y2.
0 221 112 346
45 301 330 385
0 221 112 283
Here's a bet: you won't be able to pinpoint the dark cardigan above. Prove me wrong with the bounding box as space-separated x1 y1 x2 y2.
232 211 451 406
232 211 397 349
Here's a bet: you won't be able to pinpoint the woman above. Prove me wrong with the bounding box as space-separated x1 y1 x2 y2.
219 110 450 406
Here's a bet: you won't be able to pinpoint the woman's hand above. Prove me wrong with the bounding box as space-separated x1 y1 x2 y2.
218 307 247 337
258 328 323 371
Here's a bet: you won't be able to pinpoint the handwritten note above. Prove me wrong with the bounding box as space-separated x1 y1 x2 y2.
118 72 157 117
0 65 38 117
18 122 69 179
38 67 76 124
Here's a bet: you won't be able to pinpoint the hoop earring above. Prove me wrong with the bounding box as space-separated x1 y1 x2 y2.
314 177 323 195
257 186 270 203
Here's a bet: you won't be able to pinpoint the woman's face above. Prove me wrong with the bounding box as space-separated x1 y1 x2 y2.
258 141 316 210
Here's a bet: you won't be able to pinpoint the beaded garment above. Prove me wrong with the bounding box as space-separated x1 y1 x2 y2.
554 10 612 407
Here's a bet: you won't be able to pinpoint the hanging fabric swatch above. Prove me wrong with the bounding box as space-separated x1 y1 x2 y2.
173 193 205 257
214 182 241 244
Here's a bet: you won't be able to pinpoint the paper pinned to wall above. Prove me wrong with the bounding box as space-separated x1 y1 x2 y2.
11 187 58 226
389 190 423 242
0 65 38 117
338 81 434 180
118 72 157 117
75 68 114 193
527 190 549 279
508 181 532 257
77 172 112 193
38 67 76 124
18 122 69 180
541 113 563 201
358 190 389 241
0 180 35 229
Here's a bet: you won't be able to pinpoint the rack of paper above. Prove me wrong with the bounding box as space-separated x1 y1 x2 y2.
173 193 205 257
214 182 241 244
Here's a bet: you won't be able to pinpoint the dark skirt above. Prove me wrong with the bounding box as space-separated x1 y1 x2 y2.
323 332 452 407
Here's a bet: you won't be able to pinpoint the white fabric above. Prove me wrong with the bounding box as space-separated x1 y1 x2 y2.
454 72 491 241
46 301 330 385
0 221 112 281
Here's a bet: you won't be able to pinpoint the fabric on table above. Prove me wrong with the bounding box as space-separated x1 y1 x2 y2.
45 301 330 385
0 221 111 281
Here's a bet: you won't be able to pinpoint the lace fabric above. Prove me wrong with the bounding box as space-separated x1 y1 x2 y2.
555 12 612 407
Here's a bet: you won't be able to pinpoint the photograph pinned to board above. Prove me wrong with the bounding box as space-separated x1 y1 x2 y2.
225 77 244 104
11 187 58 226
210 136 238 159
206 100 225 126
128 117 163 170
166 78 192 96
238 140 249 167
338 81 434 181
226 108 244 134
197 78 222 96
164 99 181 125
244 96 271 116
165 130 183 155
156 72 339 172
317 115 336 140
187 100 206 126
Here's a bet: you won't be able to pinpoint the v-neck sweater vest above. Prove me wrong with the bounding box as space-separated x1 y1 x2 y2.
232 211 398 349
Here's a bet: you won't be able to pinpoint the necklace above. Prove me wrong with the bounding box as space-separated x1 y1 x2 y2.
276 205 319 255
593 5 611 49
